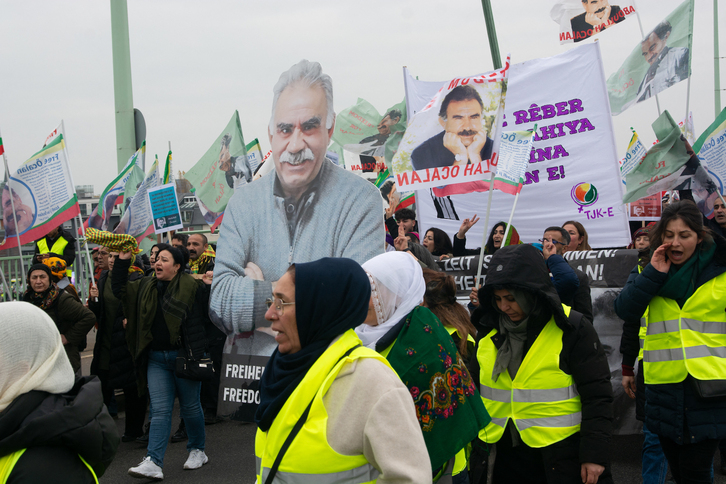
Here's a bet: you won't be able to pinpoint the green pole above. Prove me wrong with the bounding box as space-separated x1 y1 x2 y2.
715 0 722 117
480 0 502 70
110 0 136 173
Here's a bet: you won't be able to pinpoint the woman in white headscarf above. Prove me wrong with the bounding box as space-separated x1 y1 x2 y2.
355 251 490 483
0 302 119 483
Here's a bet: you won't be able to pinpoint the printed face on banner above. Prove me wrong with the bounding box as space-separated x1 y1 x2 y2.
212 60 384 398
2 181 36 236
607 1 692 115
551 0 635 44
391 69 507 194
269 83 334 200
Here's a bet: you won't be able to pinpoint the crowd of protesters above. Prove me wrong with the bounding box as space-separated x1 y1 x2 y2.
2 59 726 483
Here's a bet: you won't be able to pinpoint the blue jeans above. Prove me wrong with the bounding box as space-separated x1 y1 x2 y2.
146 350 205 467
642 422 668 484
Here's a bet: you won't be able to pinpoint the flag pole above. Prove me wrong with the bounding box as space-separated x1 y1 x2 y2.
0 263 11 301
475 170 496 286
501 191 521 247
60 121 97 301
2 146 27 293
631 0 662 115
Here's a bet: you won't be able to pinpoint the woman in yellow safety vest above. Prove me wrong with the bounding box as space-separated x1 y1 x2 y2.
0 302 119 483
470 244 613 484
254 257 430 484
615 200 726 484
355 252 491 483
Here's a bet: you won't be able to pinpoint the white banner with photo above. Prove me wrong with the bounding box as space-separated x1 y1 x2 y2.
551 0 636 44
414 43 631 248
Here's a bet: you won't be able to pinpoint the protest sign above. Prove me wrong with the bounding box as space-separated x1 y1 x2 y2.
217 354 268 421
1 135 79 248
244 138 264 174
114 158 159 239
148 183 183 233
551 0 636 44
438 248 640 435
375 169 414 212
394 62 509 195
693 107 726 194
414 43 630 248
607 0 693 115
619 131 661 220
493 130 535 195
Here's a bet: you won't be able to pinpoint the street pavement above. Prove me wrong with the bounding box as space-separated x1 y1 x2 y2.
81 331 726 484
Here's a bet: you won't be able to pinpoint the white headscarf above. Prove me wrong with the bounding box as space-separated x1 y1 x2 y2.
0 301 75 412
355 252 426 348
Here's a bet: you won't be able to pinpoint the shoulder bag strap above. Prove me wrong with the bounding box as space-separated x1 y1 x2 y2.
264 344 360 484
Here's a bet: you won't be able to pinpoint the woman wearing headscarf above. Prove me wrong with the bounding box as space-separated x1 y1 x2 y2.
254 258 430 483
113 243 211 479
0 302 119 483
22 263 96 374
355 251 490 482
469 244 613 484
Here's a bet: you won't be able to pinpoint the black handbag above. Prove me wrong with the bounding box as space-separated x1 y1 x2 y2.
689 376 726 401
174 317 215 382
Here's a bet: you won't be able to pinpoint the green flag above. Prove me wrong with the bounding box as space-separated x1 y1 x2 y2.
623 110 690 204
328 98 406 171
607 0 693 116
185 111 246 213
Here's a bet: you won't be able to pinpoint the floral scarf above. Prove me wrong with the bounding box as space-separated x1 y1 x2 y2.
25 283 61 310
385 306 491 472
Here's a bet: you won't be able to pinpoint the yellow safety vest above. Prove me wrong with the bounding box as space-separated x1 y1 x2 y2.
642 271 726 385
478 305 582 448
444 326 474 476
255 329 391 484
637 266 647 362
0 449 98 483
37 237 72 277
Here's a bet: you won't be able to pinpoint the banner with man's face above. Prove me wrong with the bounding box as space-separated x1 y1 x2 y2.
391 62 509 196
607 0 693 115
551 0 636 44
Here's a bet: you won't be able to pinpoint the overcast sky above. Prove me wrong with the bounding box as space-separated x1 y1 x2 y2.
0 0 722 190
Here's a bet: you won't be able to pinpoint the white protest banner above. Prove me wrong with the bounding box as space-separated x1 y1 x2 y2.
393 60 509 196
550 0 636 45
1 135 80 248
114 158 159 239
415 43 631 248
148 183 183 233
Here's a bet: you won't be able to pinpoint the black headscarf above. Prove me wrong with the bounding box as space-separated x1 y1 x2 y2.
255 257 371 431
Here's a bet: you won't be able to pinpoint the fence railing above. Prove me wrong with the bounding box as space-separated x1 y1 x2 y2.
1 251 95 302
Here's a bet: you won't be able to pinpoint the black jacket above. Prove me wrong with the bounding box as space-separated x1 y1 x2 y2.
0 377 120 482
614 234 726 444
90 269 143 389
470 244 613 476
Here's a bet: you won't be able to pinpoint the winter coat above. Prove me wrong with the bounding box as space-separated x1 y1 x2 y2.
614 234 726 444
0 376 120 482
112 257 210 394
24 291 96 372
90 269 143 389
470 244 613 476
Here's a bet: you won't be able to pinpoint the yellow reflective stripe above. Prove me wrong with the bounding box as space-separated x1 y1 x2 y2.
480 386 510 403
685 345 726 359
682 319 726 334
516 412 582 431
259 463 380 483
256 455 261 475
647 319 681 335
489 417 508 428
480 385 578 403
644 347 684 363
77 454 99 484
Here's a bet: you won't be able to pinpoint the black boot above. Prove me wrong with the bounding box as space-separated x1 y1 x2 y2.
170 419 187 443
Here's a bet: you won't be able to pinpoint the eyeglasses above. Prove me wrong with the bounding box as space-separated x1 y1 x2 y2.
266 296 295 315
539 238 565 246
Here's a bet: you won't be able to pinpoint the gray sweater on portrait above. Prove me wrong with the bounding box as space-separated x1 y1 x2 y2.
210 158 384 353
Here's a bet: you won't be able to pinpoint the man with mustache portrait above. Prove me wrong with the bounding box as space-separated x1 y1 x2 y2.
570 0 625 43
410 85 493 171
210 59 383 356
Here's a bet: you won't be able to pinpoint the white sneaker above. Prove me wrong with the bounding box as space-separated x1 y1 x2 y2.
183 449 209 470
128 456 164 480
